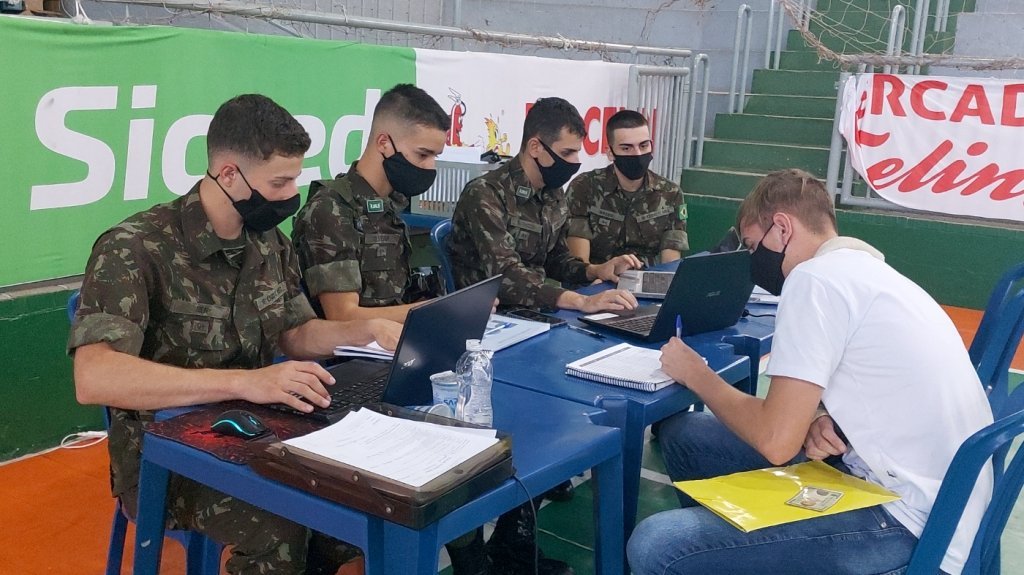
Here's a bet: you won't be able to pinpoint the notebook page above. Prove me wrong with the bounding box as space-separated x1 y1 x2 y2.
569 343 672 384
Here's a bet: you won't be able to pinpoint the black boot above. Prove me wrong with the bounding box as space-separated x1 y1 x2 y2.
447 528 489 575
542 480 575 503
486 504 574 575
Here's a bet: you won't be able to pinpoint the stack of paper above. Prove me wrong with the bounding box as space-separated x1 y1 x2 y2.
565 343 676 392
333 341 394 360
283 408 499 488
480 314 550 352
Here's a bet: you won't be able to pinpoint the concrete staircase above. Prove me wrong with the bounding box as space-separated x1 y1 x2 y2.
681 0 973 201
933 0 1024 79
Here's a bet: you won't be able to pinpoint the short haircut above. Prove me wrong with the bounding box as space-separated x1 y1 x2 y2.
521 97 586 149
207 94 310 162
605 109 649 145
736 169 837 235
372 83 449 132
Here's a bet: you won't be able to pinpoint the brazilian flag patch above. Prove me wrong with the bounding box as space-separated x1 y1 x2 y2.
366 199 385 213
677 204 688 221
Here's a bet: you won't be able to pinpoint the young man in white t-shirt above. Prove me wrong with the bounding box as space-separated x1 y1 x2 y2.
627 169 994 575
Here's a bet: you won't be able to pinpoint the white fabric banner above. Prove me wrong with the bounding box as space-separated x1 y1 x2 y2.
840 73 1024 222
414 48 631 175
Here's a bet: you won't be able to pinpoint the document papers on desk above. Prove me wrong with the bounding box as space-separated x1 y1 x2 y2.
333 341 394 360
481 314 550 352
565 343 676 392
282 408 499 488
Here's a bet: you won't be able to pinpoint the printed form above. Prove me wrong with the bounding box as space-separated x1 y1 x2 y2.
283 408 499 488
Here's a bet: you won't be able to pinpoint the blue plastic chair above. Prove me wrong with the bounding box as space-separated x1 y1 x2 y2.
430 219 456 294
968 262 1024 373
905 404 1024 575
67 290 222 575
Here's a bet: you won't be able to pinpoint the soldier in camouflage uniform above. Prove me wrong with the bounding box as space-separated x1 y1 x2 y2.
292 84 448 324
68 95 402 575
567 109 689 267
450 97 642 314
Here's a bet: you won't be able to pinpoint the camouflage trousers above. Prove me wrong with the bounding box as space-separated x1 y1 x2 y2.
121 474 361 575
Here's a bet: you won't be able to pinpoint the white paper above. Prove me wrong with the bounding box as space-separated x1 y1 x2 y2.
283 408 499 488
568 342 673 384
582 312 618 321
749 285 781 305
480 314 550 351
334 341 395 359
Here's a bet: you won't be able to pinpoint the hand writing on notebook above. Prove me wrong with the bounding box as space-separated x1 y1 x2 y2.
586 253 643 283
803 415 847 460
659 337 713 387
239 361 335 413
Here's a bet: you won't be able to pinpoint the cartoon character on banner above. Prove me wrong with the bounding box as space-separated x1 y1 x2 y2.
484 115 511 157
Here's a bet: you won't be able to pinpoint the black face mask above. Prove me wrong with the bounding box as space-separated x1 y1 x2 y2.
382 136 437 198
534 139 581 190
208 168 299 233
750 223 788 296
612 152 653 181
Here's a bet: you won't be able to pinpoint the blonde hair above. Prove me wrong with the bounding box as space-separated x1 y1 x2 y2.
736 169 837 234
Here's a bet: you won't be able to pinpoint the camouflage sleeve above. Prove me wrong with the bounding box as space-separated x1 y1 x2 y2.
279 235 317 331
565 177 594 240
455 181 567 309
544 216 590 286
67 230 150 357
660 185 690 253
292 194 362 297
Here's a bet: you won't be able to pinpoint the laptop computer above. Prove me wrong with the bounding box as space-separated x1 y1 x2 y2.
579 250 754 342
292 275 502 422
616 270 676 299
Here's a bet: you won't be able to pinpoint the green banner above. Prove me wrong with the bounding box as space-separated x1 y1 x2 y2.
0 15 416 287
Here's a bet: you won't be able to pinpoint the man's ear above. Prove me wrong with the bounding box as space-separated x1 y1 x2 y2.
774 213 796 243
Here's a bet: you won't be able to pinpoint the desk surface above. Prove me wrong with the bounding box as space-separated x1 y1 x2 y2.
134 382 625 575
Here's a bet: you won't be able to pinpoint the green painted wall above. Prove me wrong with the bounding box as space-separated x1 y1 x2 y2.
686 194 1022 310
0 289 103 460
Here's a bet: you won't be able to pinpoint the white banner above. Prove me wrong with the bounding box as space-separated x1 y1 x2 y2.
414 48 631 175
840 73 1024 222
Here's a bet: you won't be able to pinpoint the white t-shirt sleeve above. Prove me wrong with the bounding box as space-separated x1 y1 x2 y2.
766 269 851 389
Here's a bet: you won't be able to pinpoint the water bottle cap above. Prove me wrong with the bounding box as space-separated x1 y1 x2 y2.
465 339 483 351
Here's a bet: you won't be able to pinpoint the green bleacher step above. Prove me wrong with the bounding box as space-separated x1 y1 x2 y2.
743 93 837 119
681 167 764 199
700 140 832 178
751 69 841 97
777 50 843 72
714 114 834 147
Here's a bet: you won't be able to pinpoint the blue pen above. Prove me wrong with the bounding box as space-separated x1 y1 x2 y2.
675 315 682 339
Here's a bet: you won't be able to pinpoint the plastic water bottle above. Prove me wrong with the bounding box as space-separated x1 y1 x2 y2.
455 339 494 427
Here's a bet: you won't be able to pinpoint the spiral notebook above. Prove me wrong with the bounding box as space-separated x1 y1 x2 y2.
565 343 676 392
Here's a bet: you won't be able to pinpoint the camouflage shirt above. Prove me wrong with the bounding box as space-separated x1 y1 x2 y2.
566 165 689 266
449 156 589 309
67 184 315 500
291 164 412 309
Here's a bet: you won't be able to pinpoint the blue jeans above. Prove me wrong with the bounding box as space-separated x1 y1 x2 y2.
627 411 920 575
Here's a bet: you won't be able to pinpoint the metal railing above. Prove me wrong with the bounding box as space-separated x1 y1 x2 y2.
686 54 710 168
728 4 753 114
765 0 787 70
884 5 907 75
628 65 690 183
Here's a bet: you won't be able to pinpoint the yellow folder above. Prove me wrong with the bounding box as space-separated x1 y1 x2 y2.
674 460 901 532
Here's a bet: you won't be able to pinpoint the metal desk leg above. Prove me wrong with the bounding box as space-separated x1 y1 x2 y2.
365 517 440 575
592 449 625 575
132 456 171 575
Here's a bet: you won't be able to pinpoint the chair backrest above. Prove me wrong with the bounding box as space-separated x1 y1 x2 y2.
905 406 1024 575
67 289 81 324
974 281 1024 422
430 219 456 294
969 262 1024 369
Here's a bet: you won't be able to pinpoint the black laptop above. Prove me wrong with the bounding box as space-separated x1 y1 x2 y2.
579 250 754 342
297 275 501 422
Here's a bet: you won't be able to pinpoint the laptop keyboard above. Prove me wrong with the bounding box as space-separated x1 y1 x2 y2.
271 367 390 423
604 314 657 333
641 273 673 294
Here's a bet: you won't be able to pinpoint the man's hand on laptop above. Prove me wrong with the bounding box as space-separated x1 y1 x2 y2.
366 318 403 351
586 254 643 283
559 289 639 313
240 361 334 413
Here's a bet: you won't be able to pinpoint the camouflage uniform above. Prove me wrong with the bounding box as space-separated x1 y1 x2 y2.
292 163 413 310
449 156 589 309
67 184 355 575
566 165 689 266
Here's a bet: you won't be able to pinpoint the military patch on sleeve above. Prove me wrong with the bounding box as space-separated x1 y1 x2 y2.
515 186 533 199
366 199 385 213
677 204 688 221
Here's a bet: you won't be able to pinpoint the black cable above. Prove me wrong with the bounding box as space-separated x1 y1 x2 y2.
511 475 539 575
742 309 777 318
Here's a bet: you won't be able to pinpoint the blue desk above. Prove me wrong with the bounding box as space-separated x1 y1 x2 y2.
133 383 624 575
492 325 749 543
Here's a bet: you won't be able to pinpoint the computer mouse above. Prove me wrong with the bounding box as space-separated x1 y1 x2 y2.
210 409 270 439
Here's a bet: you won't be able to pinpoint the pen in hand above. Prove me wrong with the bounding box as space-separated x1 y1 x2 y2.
568 324 605 340
675 314 682 339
